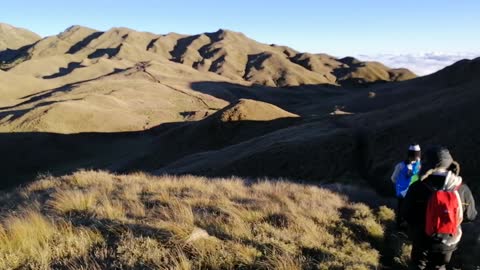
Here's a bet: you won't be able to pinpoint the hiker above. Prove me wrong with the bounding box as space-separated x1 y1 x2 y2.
391 144 422 227
402 146 477 270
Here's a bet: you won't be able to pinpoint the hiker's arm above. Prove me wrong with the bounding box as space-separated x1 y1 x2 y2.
391 163 402 183
462 185 477 222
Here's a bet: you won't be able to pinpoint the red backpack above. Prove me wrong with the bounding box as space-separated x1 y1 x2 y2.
425 183 462 237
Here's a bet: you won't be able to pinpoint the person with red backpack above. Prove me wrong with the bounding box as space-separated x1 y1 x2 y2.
402 146 477 270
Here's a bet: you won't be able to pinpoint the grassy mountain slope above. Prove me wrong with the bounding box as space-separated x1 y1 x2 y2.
0 170 399 270
0 23 40 51
0 24 416 133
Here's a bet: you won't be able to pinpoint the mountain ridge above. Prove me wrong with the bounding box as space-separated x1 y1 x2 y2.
0 23 41 51
0 23 417 87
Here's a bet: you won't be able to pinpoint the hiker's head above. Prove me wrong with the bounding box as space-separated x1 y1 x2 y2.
407 144 421 162
422 145 453 172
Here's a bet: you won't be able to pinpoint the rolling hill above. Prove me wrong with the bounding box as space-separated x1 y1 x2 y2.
0 23 40 51
0 22 478 197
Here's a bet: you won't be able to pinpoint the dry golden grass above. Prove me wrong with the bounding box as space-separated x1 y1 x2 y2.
0 170 396 269
0 23 40 51
0 210 102 270
0 24 418 134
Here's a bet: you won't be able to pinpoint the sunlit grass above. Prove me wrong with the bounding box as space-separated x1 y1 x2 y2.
0 170 396 269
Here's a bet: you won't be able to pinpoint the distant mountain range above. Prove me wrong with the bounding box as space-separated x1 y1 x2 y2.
0 24 416 86
0 23 417 134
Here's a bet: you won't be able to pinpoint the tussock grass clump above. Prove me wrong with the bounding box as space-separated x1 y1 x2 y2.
0 170 394 269
48 189 98 214
0 210 102 270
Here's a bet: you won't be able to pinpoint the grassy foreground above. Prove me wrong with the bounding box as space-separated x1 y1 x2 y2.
0 170 404 270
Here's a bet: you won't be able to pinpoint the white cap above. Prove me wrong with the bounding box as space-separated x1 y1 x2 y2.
409 144 421 151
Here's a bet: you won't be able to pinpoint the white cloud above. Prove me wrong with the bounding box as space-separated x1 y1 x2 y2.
355 52 480 76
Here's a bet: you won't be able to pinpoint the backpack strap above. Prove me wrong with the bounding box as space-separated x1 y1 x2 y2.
442 171 463 191
455 188 464 223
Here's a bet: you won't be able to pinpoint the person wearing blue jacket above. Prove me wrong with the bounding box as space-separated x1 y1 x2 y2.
391 144 422 227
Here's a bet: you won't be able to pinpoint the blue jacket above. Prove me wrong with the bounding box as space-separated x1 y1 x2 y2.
392 160 421 197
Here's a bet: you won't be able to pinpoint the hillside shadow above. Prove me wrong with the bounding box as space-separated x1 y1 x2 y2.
191 80 346 101
0 99 84 122
67 31 104 54
88 44 122 59
0 42 36 70
42 62 86 79
1 80 340 190
126 116 303 172
0 130 141 190
0 67 127 111
182 81 480 198
243 53 271 79
0 116 302 191
189 80 353 118
0 80 410 195
170 34 203 62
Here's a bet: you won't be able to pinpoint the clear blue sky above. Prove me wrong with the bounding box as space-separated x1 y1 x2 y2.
2 0 479 56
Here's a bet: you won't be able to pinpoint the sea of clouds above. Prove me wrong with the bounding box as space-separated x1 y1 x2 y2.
356 52 480 76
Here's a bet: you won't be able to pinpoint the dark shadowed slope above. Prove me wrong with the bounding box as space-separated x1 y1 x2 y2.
0 58 478 194
156 58 480 195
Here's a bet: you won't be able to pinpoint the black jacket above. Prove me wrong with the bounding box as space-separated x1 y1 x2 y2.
402 173 477 250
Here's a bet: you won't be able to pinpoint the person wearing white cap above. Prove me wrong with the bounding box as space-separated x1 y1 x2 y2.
391 144 422 227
